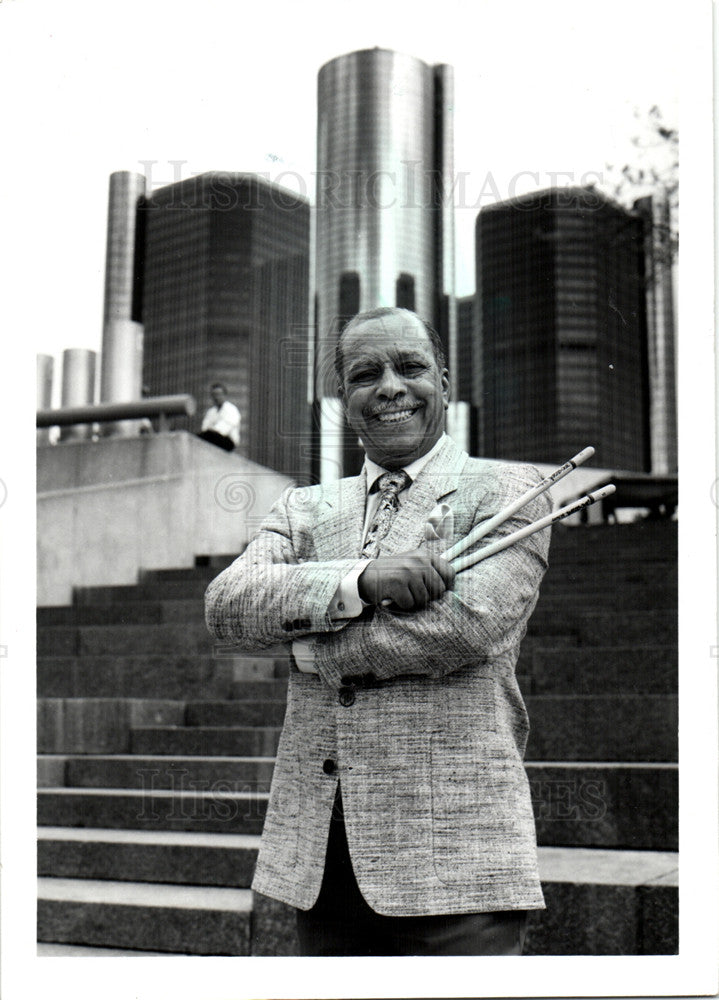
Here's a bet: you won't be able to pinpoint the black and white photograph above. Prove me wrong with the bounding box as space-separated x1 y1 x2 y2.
0 0 716 997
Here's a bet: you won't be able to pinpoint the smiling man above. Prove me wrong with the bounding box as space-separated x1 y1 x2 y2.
205 306 552 956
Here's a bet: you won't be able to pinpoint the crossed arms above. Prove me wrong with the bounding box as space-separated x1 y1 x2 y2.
205 465 551 691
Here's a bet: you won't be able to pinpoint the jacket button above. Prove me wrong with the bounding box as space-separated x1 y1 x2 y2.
338 686 355 707
322 758 336 774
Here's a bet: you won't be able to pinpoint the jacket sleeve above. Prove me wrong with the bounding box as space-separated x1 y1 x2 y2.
312 467 551 689
204 488 363 650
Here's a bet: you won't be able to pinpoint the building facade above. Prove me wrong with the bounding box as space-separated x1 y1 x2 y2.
140 173 311 481
455 292 477 450
99 170 147 436
633 193 678 474
475 187 651 472
315 48 456 478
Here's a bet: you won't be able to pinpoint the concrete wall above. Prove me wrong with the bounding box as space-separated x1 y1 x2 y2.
37 432 293 607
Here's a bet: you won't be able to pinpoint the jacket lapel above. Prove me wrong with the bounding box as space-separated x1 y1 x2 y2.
310 436 469 560
381 436 468 555
312 470 367 561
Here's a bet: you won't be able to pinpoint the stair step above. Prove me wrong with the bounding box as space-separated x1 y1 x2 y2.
517 635 582 671
524 695 677 761
37 656 237 699
140 567 226 583
529 846 678 954
37 943 174 956
527 609 676 645
185 701 288 728
520 646 677 695
534 588 675 611
131 725 282 756
230 678 289 700
194 554 239 570
536 845 677 886
73 580 215 605
35 847 678 957
38 788 269 834
37 825 677 889
38 699 185 753
38 655 289 699
38 604 167 627
38 600 209 628
37 878 252 955
39 754 275 791
542 555 675 575
38 827 261 887
38 622 213 657
36 836 677 955
35 521 679 957
37 761 675 850
544 550 675 568
549 521 676 552
544 558 675 576
527 762 677 851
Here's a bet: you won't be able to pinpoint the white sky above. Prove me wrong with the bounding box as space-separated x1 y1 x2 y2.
1 0 681 381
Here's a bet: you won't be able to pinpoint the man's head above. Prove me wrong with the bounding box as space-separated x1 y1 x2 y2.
335 307 450 469
210 382 227 406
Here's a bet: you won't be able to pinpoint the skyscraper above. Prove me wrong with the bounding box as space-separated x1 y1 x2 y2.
100 170 147 436
315 48 456 478
633 193 677 474
456 292 477 451
475 186 651 472
140 172 311 480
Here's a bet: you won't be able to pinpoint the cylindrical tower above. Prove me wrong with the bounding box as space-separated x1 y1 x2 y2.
60 348 97 441
315 49 456 479
100 170 146 435
36 353 54 444
433 63 465 449
634 193 678 475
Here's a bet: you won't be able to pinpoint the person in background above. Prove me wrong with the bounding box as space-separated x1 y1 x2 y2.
198 382 241 452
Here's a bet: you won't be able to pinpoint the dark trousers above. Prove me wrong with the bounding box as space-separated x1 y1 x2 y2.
197 429 235 451
296 794 528 957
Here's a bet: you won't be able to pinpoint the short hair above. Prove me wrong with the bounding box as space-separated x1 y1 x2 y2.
210 381 227 393
334 307 447 386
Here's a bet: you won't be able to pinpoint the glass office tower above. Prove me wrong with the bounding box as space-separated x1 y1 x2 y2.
315 48 456 478
140 172 311 480
476 187 651 472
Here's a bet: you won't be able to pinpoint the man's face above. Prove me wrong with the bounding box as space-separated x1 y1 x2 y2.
210 386 226 407
339 313 450 469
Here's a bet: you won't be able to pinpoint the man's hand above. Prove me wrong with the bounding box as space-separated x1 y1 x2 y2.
357 549 456 611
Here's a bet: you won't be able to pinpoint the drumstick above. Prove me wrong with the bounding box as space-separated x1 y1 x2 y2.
449 484 616 573
441 446 595 563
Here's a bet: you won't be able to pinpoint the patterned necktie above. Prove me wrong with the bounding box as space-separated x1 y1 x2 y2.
362 470 411 558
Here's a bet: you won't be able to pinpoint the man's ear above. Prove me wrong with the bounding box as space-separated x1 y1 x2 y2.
442 369 451 408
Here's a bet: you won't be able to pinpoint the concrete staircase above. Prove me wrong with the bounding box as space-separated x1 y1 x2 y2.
37 520 678 956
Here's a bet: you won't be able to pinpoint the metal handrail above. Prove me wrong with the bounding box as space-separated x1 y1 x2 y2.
36 394 196 428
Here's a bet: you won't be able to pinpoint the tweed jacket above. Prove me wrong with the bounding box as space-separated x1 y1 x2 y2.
205 435 551 916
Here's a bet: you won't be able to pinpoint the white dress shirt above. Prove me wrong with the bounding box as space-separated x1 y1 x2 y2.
201 400 241 446
293 434 448 673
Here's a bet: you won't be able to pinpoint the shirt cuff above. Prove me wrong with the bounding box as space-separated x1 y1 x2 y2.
292 638 319 674
327 559 371 619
